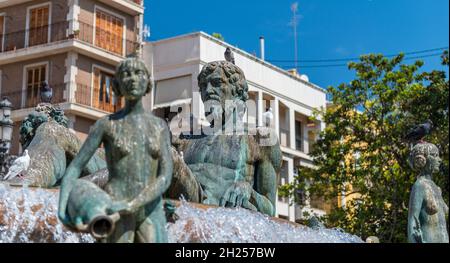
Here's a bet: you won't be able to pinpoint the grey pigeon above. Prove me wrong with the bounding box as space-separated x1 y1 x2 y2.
40 81 53 103
404 120 433 143
224 47 235 64
3 150 30 181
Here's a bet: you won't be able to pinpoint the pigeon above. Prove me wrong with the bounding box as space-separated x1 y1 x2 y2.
3 150 30 181
224 47 235 64
404 120 433 143
40 81 53 103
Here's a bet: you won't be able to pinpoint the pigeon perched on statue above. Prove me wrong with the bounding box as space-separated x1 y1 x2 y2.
40 81 53 103
224 47 235 64
404 120 433 143
3 150 30 181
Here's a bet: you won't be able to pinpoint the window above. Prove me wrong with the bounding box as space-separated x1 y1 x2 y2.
278 160 289 203
95 9 124 55
93 67 122 112
27 4 50 47
295 120 302 151
26 64 46 108
0 14 4 52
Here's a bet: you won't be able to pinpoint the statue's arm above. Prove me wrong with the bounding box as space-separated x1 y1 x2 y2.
252 140 282 217
129 123 173 211
407 183 424 243
58 119 105 223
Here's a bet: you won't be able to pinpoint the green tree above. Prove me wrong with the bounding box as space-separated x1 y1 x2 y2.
212 32 225 41
279 51 449 243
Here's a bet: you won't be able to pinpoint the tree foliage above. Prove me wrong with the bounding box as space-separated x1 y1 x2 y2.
212 32 225 41
279 51 449 243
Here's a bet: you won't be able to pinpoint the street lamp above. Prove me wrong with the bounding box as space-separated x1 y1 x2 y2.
0 97 13 160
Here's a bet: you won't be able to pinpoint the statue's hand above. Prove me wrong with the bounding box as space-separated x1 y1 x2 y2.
58 210 72 227
220 181 257 211
107 200 133 215
413 216 424 243
413 228 424 243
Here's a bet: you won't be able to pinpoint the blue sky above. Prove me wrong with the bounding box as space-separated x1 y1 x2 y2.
144 0 449 90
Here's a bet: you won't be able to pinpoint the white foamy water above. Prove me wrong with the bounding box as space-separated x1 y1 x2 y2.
0 183 94 243
168 200 363 243
0 184 362 243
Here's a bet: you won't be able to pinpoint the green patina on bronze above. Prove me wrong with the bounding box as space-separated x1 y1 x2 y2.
408 142 449 243
20 104 69 149
167 61 282 216
6 104 105 187
58 57 173 243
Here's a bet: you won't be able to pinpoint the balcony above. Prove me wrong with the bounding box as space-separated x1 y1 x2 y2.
0 0 34 9
3 82 122 122
97 0 144 15
1 20 139 64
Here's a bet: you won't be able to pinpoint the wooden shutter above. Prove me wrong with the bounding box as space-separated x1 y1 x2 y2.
26 65 46 107
0 16 4 51
28 5 49 47
95 10 124 55
93 68 122 112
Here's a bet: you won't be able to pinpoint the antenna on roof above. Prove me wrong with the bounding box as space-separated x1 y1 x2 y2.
290 2 299 73
143 24 151 41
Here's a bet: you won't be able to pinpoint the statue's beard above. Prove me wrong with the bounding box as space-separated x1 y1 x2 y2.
205 106 224 127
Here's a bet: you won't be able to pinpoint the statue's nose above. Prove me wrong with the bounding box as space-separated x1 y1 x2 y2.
206 82 214 92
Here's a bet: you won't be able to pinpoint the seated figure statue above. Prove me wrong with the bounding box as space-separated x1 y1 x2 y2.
58 57 173 243
408 142 448 243
167 61 282 216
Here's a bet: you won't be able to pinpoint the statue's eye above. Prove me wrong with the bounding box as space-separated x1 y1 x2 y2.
211 78 222 86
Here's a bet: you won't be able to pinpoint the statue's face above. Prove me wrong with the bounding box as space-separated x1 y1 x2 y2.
117 60 149 100
427 147 441 174
201 68 233 107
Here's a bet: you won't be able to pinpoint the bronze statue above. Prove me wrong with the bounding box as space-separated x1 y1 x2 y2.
407 142 448 243
168 61 282 216
58 57 173 243
3 104 105 187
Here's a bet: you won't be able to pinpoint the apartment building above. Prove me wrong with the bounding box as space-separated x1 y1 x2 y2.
0 0 144 154
145 32 328 222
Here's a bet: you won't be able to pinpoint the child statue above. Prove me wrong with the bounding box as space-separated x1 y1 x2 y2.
408 142 448 243
58 57 173 243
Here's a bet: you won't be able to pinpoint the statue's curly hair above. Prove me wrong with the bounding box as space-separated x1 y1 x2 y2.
113 57 152 97
197 61 249 102
408 142 439 171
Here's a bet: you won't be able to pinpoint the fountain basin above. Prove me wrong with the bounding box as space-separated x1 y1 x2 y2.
0 184 363 243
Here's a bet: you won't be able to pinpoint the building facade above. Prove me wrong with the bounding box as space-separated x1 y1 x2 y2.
0 0 144 154
146 32 328 222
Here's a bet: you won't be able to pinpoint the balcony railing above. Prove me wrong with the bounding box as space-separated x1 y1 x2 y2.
73 83 122 113
1 20 139 57
1 21 69 52
0 84 65 111
1 83 121 114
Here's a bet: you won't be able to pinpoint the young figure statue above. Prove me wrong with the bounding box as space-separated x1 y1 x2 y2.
58 57 173 243
408 142 448 243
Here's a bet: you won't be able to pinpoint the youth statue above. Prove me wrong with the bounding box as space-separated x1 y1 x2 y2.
58 57 173 243
407 142 448 243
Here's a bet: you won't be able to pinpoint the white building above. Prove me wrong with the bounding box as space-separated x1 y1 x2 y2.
144 32 328 222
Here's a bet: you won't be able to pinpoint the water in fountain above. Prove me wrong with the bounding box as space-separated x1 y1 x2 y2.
0 184 362 243
0 183 94 243
167 200 363 243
